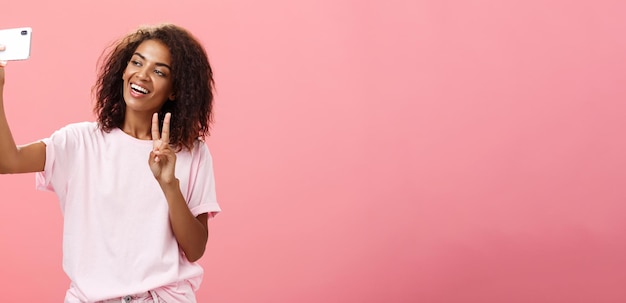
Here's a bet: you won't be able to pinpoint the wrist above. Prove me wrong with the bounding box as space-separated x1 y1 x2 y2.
159 177 179 190
159 176 179 185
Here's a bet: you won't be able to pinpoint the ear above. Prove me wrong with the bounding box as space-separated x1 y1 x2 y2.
169 92 176 101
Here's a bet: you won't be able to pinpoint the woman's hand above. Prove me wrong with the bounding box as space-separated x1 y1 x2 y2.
149 112 177 184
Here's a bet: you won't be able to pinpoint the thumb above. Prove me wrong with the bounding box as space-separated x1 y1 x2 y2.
149 150 160 163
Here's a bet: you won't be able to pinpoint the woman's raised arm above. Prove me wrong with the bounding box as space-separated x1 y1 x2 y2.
0 47 46 174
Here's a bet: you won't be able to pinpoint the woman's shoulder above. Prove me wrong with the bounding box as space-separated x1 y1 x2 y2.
191 138 214 161
58 121 98 130
178 138 211 157
52 121 100 138
191 137 211 151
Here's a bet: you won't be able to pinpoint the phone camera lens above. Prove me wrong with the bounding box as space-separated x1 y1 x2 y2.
21 30 27 35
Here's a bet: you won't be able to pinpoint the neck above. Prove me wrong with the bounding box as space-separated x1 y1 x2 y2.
121 111 153 140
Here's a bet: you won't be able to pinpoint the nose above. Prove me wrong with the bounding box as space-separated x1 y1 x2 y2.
135 66 150 81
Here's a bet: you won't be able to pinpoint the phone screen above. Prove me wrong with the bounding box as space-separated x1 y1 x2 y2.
0 27 32 61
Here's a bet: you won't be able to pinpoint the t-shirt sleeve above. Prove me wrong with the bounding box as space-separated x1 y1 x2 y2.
35 125 75 194
187 142 221 219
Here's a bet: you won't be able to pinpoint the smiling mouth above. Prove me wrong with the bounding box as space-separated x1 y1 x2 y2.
131 83 150 94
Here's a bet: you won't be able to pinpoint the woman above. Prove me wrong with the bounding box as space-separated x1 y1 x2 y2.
0 24 220 302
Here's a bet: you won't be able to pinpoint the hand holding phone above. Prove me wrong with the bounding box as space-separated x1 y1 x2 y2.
0 27 32 61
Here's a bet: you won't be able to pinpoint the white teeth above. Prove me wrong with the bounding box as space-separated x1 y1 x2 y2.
131 83 149 94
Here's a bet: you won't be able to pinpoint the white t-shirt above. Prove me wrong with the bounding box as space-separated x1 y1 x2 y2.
36 122 220 302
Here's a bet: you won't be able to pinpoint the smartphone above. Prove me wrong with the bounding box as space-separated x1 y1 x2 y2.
0 27 32 61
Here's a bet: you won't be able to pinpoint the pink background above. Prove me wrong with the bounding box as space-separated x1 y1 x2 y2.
1 0 625 302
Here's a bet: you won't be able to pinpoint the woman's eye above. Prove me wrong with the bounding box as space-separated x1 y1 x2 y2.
155 70 166 77
131 60 141 66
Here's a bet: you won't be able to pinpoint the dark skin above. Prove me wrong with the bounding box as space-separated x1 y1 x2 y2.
150 112 209 262
0 41 209 262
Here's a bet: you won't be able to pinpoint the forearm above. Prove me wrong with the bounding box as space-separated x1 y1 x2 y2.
0 89 20 173
160 178 208 262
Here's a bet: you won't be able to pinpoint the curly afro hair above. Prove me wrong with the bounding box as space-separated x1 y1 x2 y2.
93 23 214 150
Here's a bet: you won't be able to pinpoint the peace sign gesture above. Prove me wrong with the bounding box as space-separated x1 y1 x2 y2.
149 112 177 184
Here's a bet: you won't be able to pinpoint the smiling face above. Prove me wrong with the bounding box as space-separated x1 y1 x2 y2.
122 39 175 115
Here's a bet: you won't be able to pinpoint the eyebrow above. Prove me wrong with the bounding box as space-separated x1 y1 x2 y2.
133 52 172 70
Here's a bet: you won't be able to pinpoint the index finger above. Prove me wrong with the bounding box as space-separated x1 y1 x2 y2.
161 112 171 144
0 45 5 51
151 113 160 141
